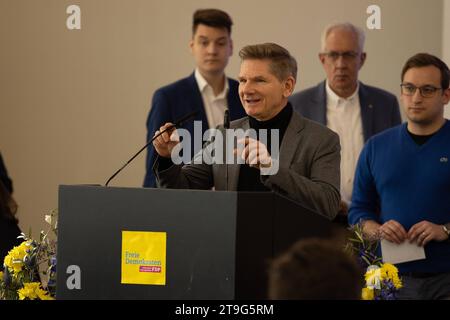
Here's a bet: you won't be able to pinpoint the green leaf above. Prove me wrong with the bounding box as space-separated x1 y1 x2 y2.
361 256 371 266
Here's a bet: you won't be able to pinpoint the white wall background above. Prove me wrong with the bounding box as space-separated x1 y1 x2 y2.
0 0 445 234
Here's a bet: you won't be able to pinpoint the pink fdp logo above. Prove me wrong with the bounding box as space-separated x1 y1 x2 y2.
139 266 161 273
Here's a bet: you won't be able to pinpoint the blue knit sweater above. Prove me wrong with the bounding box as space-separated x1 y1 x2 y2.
349 121 450 273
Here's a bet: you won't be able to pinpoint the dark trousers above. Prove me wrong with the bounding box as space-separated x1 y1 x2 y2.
396 272 450 300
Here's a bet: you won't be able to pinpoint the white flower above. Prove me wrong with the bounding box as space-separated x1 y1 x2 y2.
365 265 382 290
45 215 52 225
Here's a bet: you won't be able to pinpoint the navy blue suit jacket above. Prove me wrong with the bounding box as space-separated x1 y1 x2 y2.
144 73 245 187
289 81 401 142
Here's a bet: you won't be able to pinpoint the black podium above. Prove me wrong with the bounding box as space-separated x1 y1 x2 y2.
56 185 334 299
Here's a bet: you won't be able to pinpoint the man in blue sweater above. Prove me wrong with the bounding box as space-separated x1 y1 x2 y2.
349 53 450 299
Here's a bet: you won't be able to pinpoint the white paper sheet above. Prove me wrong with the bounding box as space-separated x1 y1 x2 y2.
380 239 426 264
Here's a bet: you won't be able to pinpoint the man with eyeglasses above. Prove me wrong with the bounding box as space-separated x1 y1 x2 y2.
349 53 450 299
290 22 401 221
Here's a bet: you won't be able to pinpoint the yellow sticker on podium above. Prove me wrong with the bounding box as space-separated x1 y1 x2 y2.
121 231 166 285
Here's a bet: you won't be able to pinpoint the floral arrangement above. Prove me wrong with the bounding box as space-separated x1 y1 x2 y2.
346 222 402 300
0 209 57 300
362 262 402 300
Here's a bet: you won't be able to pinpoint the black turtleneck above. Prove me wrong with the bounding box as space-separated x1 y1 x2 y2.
237 103 293 192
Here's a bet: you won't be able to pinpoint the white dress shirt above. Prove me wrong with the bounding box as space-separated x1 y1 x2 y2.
325 81 364 204
195 69 229 129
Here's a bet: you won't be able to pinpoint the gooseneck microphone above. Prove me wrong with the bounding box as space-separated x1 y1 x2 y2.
223 109 230 190
223 109 230 130
104 110 198 186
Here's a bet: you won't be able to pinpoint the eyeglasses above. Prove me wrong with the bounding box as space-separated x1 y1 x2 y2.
321 51 360 61
400 84 442 98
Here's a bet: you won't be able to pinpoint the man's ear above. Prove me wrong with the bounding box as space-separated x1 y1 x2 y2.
442 88 450 105
283 76 296 97
318 53 326 66
229 38 234 57
189 39 194 54
359 52 367 69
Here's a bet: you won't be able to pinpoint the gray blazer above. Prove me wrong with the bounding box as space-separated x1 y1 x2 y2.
155 111 341 220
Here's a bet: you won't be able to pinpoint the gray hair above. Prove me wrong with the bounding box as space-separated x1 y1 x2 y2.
239 43 298 81
320 22 365 53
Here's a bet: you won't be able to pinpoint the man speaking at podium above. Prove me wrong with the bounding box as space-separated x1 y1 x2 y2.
153 43 341 220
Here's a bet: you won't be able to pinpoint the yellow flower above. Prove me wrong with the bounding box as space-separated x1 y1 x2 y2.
18 284 36 300
38 292 55 300
17 282 54 300
392 276 402 289
362 287 374 300
380 263 402 289
0 271 3 281
380 263 395 278
3 241 31 274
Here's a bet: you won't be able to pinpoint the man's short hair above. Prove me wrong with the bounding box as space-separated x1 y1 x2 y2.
401 53 450 90
320 22 365 53
192 9 233 35
268 238 363 300
239 43 298 81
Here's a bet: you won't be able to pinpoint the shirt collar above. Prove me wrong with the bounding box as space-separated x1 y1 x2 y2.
325 80 359 105
194 68 229 98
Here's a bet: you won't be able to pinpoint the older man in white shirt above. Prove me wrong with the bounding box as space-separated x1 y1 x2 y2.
290 22 401 220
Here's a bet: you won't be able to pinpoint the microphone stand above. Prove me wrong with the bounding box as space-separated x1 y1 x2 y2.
105 111 198 186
